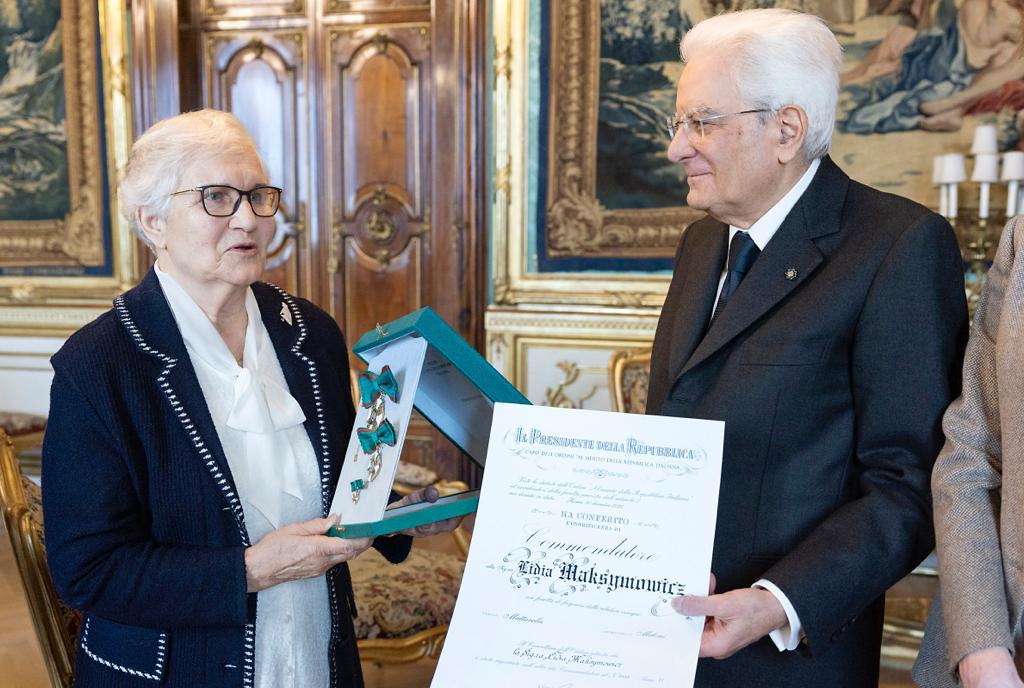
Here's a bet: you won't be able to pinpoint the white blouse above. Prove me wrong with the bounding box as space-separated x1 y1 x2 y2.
155 266 330 688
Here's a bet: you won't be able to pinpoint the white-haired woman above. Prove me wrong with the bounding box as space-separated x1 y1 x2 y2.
42 109 447 687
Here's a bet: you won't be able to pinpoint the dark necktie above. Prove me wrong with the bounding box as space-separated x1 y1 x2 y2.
710 230 760 327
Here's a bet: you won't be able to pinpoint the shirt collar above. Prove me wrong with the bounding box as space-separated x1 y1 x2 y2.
154 263 258 373
730 157 821 249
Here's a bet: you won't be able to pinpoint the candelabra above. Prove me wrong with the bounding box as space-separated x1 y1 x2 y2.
933 124 1024 315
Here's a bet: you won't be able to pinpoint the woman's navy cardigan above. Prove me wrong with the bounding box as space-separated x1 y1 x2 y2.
41 270 410 687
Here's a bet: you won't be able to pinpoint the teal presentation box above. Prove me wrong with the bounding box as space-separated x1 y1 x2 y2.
328 307 530 539
328 491 481 539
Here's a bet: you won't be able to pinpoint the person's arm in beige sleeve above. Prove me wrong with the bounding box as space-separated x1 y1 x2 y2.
932 216 1024 687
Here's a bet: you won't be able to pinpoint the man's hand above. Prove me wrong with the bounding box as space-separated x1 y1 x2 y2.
244 515 372 593
671 574 788 659
959 647 1024 688
392 485 465 537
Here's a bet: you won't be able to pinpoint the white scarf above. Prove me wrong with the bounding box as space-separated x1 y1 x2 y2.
155 266 307 528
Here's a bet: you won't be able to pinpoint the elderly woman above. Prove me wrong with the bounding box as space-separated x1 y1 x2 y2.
42 109 447 687
913 216 1024 688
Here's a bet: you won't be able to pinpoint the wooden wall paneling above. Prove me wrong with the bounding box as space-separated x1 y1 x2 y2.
129 0 182 134
448 0 488 485
326 24 431 344
431 0 483 341
203 31 309 297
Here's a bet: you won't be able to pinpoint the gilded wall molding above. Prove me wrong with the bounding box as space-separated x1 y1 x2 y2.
484 306 659 340
0 0 137 335
485 306 659 409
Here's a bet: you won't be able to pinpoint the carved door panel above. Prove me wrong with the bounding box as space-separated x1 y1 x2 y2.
325 26 430 344
325 24 449 475
202 31 309 296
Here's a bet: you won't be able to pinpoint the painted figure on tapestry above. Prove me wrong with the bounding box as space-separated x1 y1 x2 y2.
840 0 1024 140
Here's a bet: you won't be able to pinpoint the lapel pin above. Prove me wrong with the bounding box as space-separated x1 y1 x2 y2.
784 267 798 281
280 302 293 326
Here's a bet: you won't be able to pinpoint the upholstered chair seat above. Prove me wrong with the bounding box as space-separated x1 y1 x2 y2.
351 545 464 639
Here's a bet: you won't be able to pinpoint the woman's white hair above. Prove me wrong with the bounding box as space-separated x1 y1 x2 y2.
680 9 842 160
119 109 268 247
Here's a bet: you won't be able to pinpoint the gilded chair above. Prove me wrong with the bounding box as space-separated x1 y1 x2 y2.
608 348 652 414
0 430 80 688
880 563 938 670
0 411 47 474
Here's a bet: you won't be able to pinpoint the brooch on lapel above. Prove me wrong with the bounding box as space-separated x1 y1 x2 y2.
280 302 293 326
784 267 798 281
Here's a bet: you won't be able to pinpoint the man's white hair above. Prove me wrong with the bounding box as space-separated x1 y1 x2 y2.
119 109 268 247
680 9 842 160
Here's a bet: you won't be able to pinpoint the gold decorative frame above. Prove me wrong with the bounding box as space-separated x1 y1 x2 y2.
546 1 699 260
484 306 660 397
0 0 137 335
490 0 671 308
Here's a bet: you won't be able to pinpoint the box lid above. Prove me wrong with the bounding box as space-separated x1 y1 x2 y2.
353 307 529 464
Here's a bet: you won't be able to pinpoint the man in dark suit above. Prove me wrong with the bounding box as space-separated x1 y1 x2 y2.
654 9 968 687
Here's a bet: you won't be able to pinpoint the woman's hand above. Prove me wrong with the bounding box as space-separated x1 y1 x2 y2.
244 515 371 593
392 485 465 537
959 647 1024 688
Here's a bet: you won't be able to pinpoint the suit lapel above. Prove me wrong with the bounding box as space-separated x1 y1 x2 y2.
115 270 251 544
254 283 333 517
678 157 850 377
667 219 729 383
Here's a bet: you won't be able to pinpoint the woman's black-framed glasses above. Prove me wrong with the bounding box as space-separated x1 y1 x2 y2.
170 184 283 217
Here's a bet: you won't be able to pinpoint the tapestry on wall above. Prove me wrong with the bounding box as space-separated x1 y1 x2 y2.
0 0 111 274
540 0 1023 270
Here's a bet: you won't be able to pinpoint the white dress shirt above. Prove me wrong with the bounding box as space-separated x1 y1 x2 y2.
709 159 820 652
155 266 330 687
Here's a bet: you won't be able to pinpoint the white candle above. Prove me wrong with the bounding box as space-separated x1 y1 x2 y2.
1002 152 1024 218
979 182 991 219
971 125 999 155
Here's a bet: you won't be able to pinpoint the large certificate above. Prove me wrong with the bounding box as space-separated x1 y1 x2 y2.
432 403 724 688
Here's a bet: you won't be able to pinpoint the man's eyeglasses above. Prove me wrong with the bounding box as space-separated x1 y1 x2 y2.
170 184 282 218
665 109 773 142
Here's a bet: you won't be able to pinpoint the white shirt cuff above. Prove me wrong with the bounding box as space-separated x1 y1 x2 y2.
752 578 803 651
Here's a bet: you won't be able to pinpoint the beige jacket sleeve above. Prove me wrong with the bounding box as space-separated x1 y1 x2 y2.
932 216 1023 672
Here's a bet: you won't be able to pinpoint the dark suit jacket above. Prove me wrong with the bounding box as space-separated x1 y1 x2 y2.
42 270 410 688
648 157 967 687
